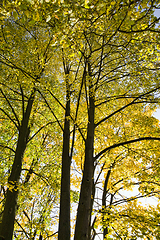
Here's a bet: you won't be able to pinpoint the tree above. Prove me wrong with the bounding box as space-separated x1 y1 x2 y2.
0 10 62 239
0 0 160 239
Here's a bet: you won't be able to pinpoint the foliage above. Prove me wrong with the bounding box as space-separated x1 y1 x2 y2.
0 0 160 240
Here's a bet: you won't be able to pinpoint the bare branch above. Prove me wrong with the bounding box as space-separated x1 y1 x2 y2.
94 137 160 161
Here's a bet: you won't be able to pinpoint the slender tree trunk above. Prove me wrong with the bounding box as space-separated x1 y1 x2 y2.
102 170 111 239
74 78 95 240
58 82 70 240
0 89 35 240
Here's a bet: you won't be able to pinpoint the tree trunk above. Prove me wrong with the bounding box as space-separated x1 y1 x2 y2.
102 170 111 239
88 178 95 240
58 84 70 240
0 89 35 240
74 79 95 240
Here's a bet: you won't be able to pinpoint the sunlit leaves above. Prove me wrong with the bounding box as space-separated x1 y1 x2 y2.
0 0 160 239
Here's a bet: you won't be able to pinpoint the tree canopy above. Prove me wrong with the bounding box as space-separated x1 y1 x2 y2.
0 0 160 240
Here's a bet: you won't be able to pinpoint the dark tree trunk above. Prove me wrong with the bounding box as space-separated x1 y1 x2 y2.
0 89 35 240
102 170 111 239
74 80 95 240
58 84 71 240
88 179 96 240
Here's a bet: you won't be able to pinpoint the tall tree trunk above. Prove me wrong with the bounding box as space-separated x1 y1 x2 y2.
102 170 111 239
58 81 70 240
74 76 95 240
0 89 35 240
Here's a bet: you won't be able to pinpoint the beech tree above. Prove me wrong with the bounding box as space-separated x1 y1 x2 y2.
0 0 160 240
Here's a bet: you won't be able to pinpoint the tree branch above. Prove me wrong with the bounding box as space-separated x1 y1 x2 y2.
94 137 160 160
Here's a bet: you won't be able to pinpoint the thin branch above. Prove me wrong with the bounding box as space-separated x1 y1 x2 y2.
20 85 25 118
44 231 58 239
27 121 56 143
14 20 36 39
23 210 31 222
95 86 160 127
119 26 160 34
113 191 160 206
0 88 20 127
37 90 63 132
95 36 105 90
94 137 160 161
0 58 37 81
0 108 19 130
70 65 86 159
0 144 15 153
15 219 30 239
48 89 65 110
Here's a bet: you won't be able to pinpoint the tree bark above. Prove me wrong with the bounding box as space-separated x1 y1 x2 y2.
102 170 111 239
74 77 95 240
88 178 95 240
0 89 35 240
58 83 71 240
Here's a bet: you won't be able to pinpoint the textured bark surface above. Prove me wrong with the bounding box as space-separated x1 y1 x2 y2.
74 87 95 240
58 87 71 240
0 90 35 240
88 178 96 240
